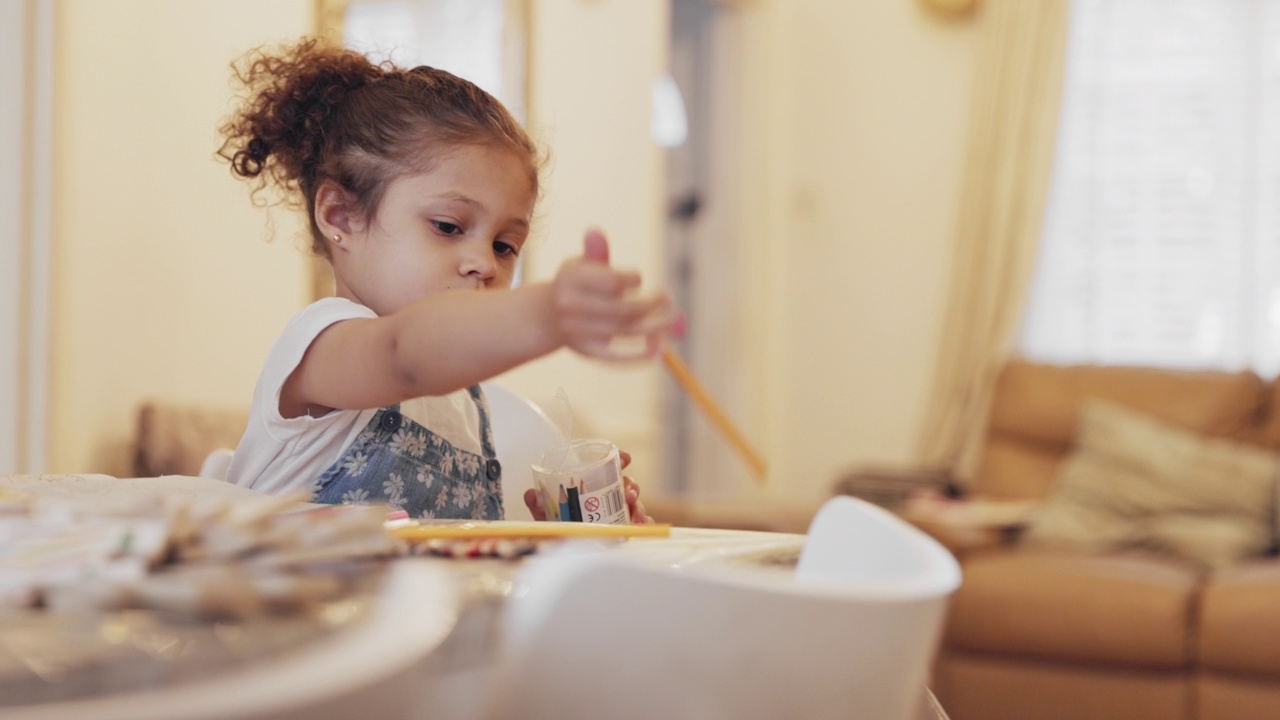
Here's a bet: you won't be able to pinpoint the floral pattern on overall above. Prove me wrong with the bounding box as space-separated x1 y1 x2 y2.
311 387 504 520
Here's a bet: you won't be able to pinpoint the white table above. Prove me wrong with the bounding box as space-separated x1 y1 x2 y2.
0 474 950 720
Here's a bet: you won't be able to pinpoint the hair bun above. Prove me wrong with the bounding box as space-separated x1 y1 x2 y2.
218 38 379 194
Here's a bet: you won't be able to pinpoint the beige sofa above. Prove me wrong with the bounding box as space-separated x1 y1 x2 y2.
932 360 1280 720
132 400 248 477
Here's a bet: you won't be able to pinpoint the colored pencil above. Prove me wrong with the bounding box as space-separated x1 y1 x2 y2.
567 485 583 522
557 484 570 522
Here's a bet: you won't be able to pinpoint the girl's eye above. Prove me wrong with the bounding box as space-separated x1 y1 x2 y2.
494 241 519 258
433 221 463 235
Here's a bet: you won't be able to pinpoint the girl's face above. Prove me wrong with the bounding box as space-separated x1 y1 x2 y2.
335 144 536 316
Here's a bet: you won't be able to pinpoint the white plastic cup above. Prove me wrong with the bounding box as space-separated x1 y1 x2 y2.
531 439 629 525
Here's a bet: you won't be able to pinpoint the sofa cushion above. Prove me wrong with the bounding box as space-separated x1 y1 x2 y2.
974 361 1266 499
1022 401 1280 568
977 436 1064 500
946 548 1199 669
1243 379 1280 452
1200 559 1280 678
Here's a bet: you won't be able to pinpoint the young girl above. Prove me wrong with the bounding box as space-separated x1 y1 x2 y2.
217 39 672 522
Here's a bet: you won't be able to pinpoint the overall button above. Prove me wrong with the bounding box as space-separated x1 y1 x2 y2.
485 459 502 480
380 411 402 432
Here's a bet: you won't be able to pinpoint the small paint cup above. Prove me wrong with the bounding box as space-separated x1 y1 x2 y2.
531 439 628 525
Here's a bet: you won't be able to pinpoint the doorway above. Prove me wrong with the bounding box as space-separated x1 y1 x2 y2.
661 0 753 499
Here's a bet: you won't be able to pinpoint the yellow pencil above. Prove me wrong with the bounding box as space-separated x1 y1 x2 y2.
390 521 673 541
660 344 768 484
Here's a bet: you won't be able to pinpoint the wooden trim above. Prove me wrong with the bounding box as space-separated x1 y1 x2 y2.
25 0 53 472
307 0 347 300
314 0 347 42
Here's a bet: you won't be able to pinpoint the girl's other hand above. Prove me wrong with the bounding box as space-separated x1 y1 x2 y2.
523 486 548 521
551 229 676 362
624 476 653 525
619 450 653 524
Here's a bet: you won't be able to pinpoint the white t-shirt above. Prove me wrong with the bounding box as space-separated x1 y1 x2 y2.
227 297 485 495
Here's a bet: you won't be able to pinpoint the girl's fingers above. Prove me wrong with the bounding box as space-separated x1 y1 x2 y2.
558 290 671 328
624 304 679 337
574 341 661 363
624 477 651 524
523 488 547 521
562 262 642 296
558 299 677 344
583 229 610 264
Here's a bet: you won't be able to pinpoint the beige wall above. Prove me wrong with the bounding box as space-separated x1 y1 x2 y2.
741 0 979 502
49 0 313 473
46 0 979 507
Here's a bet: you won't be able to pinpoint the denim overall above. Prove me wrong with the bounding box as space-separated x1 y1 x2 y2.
311 386 504 520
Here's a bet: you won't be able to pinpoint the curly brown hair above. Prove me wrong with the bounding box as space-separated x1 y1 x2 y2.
217 38 541 258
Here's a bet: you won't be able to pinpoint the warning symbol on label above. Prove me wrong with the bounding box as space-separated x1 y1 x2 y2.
584 497 601 513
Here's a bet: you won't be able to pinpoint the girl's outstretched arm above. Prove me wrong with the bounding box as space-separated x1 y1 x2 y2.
280 232 674 418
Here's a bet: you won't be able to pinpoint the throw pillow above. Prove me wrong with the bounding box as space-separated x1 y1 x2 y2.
1023 400 1280 568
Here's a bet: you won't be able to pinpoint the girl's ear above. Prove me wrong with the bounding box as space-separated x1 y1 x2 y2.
314 181 364 242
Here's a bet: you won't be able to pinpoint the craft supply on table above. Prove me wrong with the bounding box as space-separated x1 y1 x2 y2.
0 488 397 617
388 520 672 542
410 537 540 559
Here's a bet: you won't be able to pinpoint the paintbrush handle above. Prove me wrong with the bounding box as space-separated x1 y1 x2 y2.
660 345 768 484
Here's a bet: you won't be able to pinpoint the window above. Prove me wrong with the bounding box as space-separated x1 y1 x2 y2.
1020 0 1280 376
341 0 528 122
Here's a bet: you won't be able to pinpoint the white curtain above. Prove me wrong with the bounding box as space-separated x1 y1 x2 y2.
916 0 1072 478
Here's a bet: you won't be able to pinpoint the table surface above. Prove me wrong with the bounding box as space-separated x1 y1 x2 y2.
0 474 949 720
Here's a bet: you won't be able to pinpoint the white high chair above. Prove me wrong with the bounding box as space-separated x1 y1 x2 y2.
478 381 562 521
198 447 235 481
484 495 962 720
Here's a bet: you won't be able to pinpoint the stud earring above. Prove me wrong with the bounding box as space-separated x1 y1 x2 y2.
332 234 342 245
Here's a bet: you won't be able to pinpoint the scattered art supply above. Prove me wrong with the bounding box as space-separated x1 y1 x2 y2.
411 537 539 559
0 492 396 617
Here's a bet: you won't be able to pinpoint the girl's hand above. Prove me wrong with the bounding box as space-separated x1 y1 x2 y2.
618 450 653 525
522 450 654 524
524 486 548 521
624 475 653 525
550 229 675 362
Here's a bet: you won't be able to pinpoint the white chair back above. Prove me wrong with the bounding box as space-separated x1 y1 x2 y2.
485 495 961 720
480 382 562 521
198 447 235 481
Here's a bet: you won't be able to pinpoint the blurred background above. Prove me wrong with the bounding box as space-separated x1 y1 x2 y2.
4 0 1277 511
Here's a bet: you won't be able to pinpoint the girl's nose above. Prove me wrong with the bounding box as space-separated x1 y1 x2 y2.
459 241 497 284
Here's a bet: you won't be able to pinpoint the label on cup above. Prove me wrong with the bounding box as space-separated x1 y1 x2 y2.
573 477 628 525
